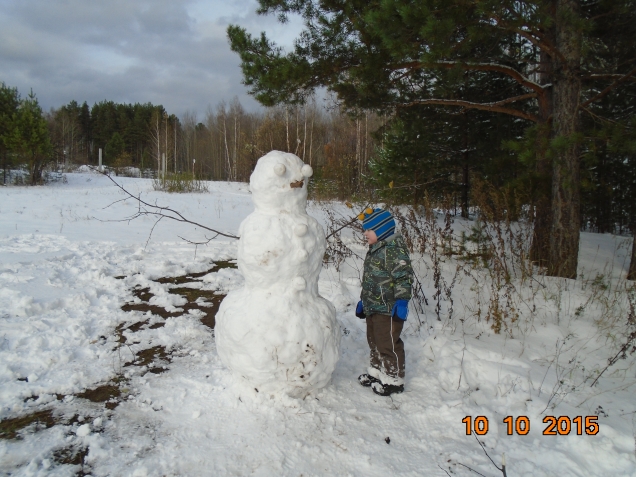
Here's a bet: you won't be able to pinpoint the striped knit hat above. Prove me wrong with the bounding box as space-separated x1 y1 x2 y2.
358 208 396 242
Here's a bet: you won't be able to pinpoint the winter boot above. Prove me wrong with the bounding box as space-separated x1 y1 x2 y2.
358 374 380 387
371 381 404 396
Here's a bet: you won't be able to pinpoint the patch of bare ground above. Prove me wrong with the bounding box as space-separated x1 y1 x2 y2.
52 445 90 475
119 302 181 320
119 260 234 330
154 260 236 284
0 409 91 475
124 345 171 374
76 384 122 410
166 287 225 329
0 410 56 439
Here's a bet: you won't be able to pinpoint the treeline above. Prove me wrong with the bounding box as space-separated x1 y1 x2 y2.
47 95 390 198
1 83 386 194
2 80 635 246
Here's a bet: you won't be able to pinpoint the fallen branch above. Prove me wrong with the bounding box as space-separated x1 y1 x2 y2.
178 234 222 246
94 167 239 242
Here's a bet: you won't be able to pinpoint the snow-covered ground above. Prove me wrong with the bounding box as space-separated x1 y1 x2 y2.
1 171 635 477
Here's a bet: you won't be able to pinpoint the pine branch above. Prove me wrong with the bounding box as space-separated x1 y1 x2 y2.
583 74 636 82
488 9 567 65
394 61 547 95
580 67 636 108
396 97 539 122
490 92 539 106
581 107 625 126
508 27 565 64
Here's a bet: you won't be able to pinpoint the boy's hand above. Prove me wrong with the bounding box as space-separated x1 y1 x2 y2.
391 300 409 320
355 301 366 319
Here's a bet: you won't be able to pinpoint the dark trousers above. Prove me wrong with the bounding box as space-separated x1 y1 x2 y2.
366 313 405 383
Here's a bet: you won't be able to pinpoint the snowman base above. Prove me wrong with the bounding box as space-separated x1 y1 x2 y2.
216 287 339 397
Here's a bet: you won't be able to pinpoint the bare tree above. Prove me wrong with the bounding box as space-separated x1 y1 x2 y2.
181 110 197 174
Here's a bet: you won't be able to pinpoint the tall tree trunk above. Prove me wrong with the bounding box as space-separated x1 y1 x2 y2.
309 110 314 166
303 104 307 161
285 106 290 152
461 112 469 218
461 161 469 218
223 115 231 180
548 0 582 278
530 25 555 268
530 123 552 268
629 224 636 280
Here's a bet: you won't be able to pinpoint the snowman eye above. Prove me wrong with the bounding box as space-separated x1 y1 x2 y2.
274 163 286 176
301 164 313 178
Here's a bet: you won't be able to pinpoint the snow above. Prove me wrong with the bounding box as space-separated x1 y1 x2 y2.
75 424 90 437
216 151 339 396
0 170 635 476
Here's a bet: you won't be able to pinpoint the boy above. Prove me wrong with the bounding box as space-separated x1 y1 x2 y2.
355 208 413 396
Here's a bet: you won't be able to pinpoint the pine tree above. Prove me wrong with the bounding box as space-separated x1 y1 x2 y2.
0 82 20 184
7 90 52 185
228 0 636 278
105 132 126 164
78 101 92 162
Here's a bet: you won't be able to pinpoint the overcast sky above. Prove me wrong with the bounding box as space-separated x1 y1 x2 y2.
0 0 303 117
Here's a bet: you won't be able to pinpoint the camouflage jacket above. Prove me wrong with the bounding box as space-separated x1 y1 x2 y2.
361 233 413 315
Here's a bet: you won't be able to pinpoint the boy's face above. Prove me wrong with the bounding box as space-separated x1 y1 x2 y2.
364 229 378 245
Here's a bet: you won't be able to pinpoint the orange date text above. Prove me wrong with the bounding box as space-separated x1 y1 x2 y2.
462 416 599 436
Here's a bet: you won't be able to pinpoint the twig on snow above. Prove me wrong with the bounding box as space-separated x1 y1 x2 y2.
437 464 452 476
458 319 467 390
456 462 488 477
472 431 507 476
590 291 636 387
590 328 636 387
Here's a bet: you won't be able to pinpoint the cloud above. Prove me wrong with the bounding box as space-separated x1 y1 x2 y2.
0 0 304 117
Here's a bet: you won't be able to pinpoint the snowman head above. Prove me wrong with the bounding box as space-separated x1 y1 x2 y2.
250 151 313 212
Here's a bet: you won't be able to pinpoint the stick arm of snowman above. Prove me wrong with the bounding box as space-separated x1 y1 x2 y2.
324 203 374 240
324 215 361 240
94 168 240 241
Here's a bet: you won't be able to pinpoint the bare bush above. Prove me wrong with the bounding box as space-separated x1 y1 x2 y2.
153 173 209 193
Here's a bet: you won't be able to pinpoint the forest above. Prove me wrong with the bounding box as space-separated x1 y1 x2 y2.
0 85 383 197
1 84 633 239
1 0 635 280
227 0 636 280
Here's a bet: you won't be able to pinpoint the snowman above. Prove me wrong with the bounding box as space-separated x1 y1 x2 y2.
215 150 340 396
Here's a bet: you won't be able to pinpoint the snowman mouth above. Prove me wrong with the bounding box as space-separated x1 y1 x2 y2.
290 180 304 189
